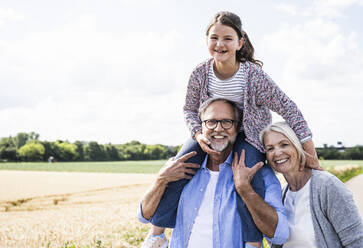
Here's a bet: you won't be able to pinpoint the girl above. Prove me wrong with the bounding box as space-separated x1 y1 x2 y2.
142 11 320 248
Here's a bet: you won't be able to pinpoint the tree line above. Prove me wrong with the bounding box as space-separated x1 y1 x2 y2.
0 132 180 162
1 132 363 162
316 145 363 160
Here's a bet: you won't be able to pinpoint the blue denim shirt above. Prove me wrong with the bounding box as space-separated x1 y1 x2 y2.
138 153 289 247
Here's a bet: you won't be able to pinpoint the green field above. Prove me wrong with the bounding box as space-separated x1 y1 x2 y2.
0 160 362 173
320 160 363 167
0 160 167 173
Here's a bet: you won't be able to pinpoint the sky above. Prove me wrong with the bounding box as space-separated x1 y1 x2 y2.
1 0 363 147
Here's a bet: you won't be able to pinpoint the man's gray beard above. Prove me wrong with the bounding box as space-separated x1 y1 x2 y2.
209 133 237 152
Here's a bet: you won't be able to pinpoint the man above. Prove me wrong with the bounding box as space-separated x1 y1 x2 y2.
138 97 288 247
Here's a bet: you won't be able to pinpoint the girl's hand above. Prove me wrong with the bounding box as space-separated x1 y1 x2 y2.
195 132 221 156
301 139 323 171
303 153 323 171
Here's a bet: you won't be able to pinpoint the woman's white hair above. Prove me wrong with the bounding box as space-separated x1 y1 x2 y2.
259 122 306 163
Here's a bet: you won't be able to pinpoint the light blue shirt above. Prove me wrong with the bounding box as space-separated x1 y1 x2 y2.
138 153 289 247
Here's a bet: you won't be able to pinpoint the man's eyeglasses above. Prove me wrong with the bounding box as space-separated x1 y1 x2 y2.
202 119 235 130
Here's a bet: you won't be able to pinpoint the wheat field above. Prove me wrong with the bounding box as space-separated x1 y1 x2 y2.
1 162 361 248
0 171 156 248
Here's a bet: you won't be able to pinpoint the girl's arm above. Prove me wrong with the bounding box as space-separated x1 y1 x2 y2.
251 64 320 169
183 62 220 156
183 66 203 139
301 139 321 170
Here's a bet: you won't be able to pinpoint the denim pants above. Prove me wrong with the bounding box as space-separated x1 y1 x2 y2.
150 132 266 242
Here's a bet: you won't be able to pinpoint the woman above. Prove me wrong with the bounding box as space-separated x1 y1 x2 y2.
260 122 363 247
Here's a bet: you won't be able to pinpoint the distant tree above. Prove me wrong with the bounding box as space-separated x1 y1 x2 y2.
0 137 18 161
118 141 147 160
144 144 166 160
15 132 40 148
345 146 363 160
105 144 120 161
164 145 180 158
41 141 57 162
15 133 29 148
84 142 107 161
317 145 342 160
54 141 77 161
74 141 85 161
17 143 45 161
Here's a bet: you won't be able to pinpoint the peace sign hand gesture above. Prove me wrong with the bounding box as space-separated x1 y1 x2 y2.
232 149 264 196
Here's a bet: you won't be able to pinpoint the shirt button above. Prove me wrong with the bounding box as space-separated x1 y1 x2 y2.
200 188 203 192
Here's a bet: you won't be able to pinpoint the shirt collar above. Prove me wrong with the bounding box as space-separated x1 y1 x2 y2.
201 151 233 169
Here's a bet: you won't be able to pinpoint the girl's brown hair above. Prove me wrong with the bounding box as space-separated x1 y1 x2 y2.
206 11 263 67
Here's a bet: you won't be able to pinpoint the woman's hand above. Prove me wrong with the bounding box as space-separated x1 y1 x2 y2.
195 131 220 156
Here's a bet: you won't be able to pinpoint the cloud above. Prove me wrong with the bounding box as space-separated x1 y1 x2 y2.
275 3 297 15
0 13 192 144
261 3 363 146
0 13 188 103
276 0 363 18
0 8 24 27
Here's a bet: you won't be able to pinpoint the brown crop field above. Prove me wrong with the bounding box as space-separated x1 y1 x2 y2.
0 171 158 248
1 164 361 248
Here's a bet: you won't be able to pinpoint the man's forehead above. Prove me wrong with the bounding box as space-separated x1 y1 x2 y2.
202 101 235 118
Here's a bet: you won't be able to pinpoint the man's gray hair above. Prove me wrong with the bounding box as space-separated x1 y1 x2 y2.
198 97 242 124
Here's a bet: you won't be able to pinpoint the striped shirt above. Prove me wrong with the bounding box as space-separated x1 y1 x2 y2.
208 62 245 110
183 58 312 152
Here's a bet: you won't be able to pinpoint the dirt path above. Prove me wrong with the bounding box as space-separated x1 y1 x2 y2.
345 174 363 218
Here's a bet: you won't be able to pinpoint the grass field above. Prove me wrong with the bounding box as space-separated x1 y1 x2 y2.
0 160 167 173
0 160 362 173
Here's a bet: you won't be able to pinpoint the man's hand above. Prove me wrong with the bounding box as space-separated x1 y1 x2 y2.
157 151 200 185
195 131 220 156
232 149 264 196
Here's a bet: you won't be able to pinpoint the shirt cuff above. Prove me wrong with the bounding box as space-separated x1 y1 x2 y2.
264 211 289 245
191 126 202 140
300 135 312 143
245 243 263 248
137 203 150 224
245 244 259 248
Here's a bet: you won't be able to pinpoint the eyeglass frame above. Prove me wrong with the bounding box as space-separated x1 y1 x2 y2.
202 119 236 130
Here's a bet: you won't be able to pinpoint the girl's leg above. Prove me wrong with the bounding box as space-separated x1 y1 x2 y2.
149 137 205 227
233 132 265 242
150 225 165 235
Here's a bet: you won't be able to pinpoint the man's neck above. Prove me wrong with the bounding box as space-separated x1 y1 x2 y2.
206 145 233 171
